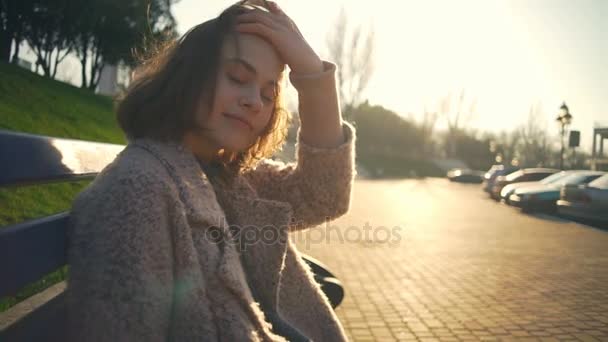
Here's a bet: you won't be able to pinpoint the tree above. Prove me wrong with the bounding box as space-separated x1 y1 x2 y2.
72 0 177 90
147 0 178 39
448 129 495 170
492 130 521 166
350 101 425 158
72 0 133 89
349 102 444 177
0 0 35 63
419 106 439 156
438 89 477 157
325 7 375 118
24 0 76 78
517 103 552 167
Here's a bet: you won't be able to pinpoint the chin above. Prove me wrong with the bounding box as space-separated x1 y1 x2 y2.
220 140 252 154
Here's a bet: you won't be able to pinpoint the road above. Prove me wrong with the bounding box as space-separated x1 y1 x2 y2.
291 178 608 341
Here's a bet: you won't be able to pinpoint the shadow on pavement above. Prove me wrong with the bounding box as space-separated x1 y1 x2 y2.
526 211 608 231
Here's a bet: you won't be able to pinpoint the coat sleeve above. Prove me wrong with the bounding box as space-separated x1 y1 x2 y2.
243 62 357 231
66 171 175 342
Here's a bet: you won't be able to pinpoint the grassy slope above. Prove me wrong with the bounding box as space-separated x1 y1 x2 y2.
0 62 124 311
0 62 124 143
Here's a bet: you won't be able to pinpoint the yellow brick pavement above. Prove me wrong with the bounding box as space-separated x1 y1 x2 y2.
291 179 608 342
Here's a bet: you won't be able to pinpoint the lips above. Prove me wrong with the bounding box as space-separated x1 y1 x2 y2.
223 113 253 131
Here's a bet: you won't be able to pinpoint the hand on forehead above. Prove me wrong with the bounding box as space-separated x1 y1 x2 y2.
223 33 286 78
233 0 323 75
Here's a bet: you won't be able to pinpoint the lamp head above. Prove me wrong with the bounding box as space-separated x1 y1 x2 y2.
557 102 572 124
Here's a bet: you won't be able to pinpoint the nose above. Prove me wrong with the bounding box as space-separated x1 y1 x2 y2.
239 88 262 113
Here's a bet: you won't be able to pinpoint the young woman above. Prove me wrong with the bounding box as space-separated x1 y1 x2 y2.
66 1 356 341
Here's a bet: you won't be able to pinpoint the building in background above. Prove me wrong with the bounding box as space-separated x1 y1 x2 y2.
9 42 130 96
96 62 131 96
14 58 33 71
591 127 608 171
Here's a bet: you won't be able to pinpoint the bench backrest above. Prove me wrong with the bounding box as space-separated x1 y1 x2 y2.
0 130 124 340
0 129 342 340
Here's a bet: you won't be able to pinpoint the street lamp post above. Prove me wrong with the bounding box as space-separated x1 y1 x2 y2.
556 102 573 170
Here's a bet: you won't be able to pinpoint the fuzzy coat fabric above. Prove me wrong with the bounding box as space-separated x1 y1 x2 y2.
66 61 357 341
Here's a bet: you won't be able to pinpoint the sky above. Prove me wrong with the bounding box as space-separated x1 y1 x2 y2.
173 0 608 152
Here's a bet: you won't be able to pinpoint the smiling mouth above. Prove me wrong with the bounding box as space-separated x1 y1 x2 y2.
223 113 252 131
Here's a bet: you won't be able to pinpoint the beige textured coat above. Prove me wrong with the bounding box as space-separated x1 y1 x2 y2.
66 62 357 341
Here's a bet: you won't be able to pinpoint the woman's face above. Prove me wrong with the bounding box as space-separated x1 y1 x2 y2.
186 33 284 162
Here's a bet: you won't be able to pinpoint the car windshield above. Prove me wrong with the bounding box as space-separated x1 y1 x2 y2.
505 170 524 181
539 171 568 184
553 173 602 186
588 174 608 189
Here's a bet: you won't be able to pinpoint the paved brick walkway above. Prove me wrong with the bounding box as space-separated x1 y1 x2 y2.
291 178 608 341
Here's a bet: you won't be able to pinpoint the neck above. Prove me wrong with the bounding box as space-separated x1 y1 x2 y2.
182 131 221 164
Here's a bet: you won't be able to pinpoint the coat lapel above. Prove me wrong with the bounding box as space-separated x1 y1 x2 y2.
212 176 294 314
129 138 227 226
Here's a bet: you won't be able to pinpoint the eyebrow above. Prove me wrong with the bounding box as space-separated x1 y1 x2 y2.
225 57 278 86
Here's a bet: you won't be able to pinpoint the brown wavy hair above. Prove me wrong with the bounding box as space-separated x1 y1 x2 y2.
116 0 292 182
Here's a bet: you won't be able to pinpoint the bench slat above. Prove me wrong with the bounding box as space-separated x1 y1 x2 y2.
0 282 66 342
0 129 124 188
0 213 68 297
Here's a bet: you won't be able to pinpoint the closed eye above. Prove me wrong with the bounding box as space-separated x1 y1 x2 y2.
228 73 276 103
228 75 246 85
262 88 278 103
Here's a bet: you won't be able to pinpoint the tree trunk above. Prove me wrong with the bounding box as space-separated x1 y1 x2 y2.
0 29 11 62
51 47 70 79
79 41 89 88
39 57 51 77
33 49 52 77
88 60 104 91
87 44 103 91
27 37 53 77
10 38 20 63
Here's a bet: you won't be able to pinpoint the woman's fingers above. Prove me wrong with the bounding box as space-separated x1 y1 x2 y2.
243 0 267 7
235 22 278 42
260 2 304 38
238 7 290 28
264 1 285 16
236 10 283 31
236 2 321 74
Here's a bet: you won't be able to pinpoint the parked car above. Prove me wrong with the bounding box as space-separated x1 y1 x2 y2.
499 171 574 203
509 171 605 212
557 174 608 224
490 168 559 200
447 168 485 183
482 165 520 193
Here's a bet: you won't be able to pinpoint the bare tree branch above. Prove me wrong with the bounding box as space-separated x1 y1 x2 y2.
325 6 375 117
438 89 478 157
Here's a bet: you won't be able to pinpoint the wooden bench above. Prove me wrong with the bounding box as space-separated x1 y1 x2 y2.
0 129 344 341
